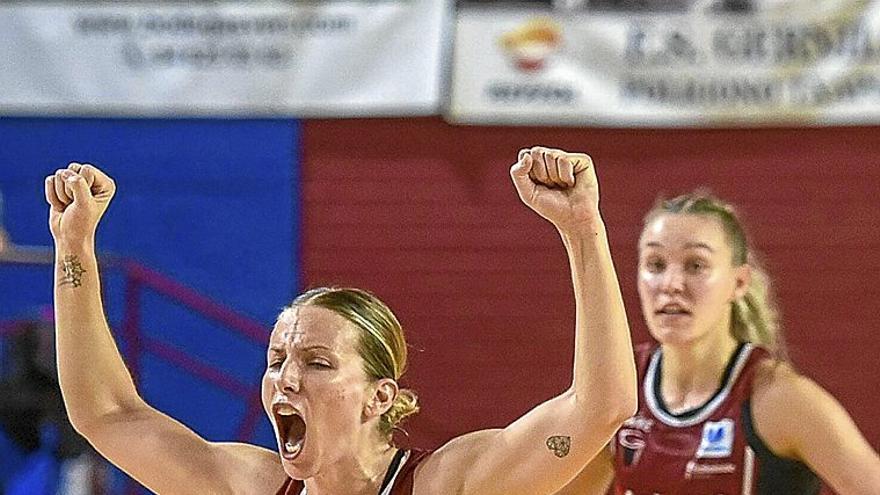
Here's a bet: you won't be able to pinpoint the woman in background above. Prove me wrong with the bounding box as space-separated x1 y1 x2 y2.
557 192 880 494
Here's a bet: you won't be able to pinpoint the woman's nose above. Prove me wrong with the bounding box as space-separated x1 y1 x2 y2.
660 267 685 294
277 361 301 394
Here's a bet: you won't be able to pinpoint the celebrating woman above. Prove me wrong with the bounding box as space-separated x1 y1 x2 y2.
45 146 636 495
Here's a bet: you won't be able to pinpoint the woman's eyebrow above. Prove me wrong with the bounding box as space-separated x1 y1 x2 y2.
299 344 333 352
684 242 714 252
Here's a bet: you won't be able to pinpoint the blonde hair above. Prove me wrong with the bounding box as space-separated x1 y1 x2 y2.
291 287 419 437
643 191 788 360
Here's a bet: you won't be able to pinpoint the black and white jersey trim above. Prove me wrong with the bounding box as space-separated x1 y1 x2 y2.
645 343 753 427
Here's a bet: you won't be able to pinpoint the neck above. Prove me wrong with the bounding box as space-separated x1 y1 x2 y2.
304 435 397 495
659 328 740 414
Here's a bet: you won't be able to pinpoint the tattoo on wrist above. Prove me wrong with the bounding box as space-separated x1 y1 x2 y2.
546 435 571 458
60 255 86 288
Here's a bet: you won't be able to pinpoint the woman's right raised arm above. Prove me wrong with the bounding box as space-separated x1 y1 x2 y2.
46 163 285 495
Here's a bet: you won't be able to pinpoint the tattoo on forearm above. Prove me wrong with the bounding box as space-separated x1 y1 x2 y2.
60 255 86 288
546 435 571 458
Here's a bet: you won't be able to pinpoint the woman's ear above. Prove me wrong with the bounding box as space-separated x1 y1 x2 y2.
733 263 751 301
365 378 399 418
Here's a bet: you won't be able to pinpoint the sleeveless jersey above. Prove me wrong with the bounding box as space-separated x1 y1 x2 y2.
276 449 431 495
612 342 820 495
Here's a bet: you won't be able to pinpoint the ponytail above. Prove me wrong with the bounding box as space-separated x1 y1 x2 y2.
730 255 787 359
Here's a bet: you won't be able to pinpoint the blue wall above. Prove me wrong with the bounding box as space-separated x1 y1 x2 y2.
0 118 300 453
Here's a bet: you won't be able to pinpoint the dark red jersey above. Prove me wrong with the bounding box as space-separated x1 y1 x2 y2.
276 449 430 495
612 343 820 495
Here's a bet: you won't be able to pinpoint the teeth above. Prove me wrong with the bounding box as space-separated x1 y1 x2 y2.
661 306 685 314
284 439 303 456
274 404 296 416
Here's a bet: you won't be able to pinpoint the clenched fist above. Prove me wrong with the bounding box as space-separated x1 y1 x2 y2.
510 146 600 233
45 163 116 244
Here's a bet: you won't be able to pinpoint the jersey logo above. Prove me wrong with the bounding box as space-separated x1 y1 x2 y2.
618 428 646 466
618 415 652 467
696 418 734 458
685 460 737 479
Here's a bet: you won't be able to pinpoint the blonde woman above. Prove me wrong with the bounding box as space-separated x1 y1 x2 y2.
557 193 880 494
45 146 636 495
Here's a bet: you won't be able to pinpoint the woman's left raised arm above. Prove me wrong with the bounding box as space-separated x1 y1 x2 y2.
416 146 637 495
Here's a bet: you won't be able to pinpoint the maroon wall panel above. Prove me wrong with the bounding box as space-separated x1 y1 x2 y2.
300 119 880 463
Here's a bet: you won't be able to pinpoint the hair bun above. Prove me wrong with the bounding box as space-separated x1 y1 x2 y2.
382 388 419 434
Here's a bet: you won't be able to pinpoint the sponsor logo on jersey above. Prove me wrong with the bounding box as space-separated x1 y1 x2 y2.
685 459 737 479
696 418 734 458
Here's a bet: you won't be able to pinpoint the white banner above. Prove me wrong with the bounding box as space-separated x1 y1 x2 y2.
449 1 880 127
0 1 449 117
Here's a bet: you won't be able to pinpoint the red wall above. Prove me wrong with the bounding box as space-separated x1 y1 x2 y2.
300 118 880 460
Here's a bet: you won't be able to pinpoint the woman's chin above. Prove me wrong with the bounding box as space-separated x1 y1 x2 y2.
649 325 698 347
280 452 317 480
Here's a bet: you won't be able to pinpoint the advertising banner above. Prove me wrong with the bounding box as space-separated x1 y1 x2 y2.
0 2 448 117
450 1 880 126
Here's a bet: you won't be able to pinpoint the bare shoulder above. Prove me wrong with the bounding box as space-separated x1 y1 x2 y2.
413 429 500 494
751 360 848 458
752 359 816 404
213 442 289 495
751 359 880 492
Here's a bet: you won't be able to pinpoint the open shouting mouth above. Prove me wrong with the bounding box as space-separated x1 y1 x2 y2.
272 402 307 461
